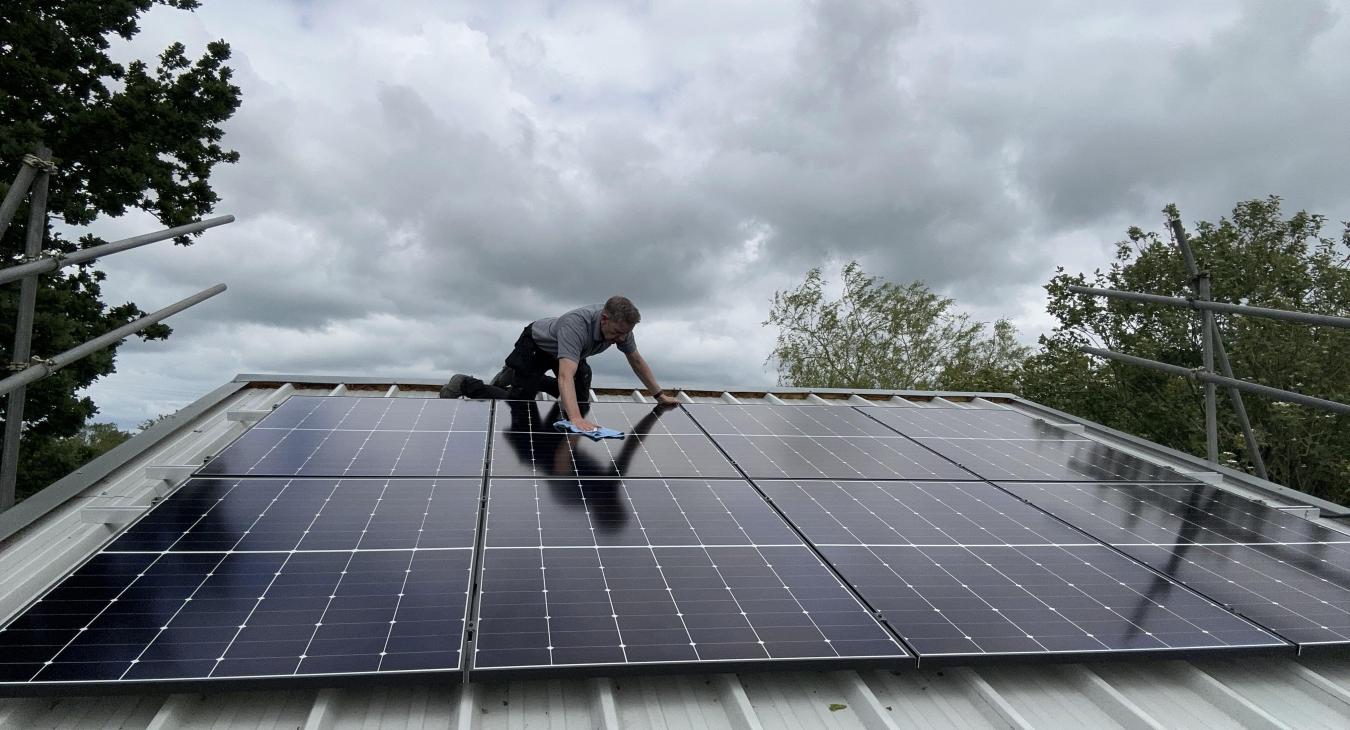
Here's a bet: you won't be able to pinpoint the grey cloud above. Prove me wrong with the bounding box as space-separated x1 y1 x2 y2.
1012 1 1349 227
76 0 1350 430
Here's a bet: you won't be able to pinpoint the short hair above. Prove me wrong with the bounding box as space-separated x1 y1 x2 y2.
604 295 641 326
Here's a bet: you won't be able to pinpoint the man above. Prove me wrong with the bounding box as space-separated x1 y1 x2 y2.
441 296 680 431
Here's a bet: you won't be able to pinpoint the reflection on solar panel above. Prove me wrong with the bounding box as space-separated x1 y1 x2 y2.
200 397 490 477
758 479 1286 658
861 407 1189 482
472 477 906 674
822 544 1280 657
995 482 1348 546
0 476 479 687
491 401 738 479
1001 482 1350 651
107 478 479 552
484 479 800 548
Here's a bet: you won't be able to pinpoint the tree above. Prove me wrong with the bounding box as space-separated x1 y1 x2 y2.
20 422 132 491
1024 197 1350 505
0 1 241 502
764 261 1031 392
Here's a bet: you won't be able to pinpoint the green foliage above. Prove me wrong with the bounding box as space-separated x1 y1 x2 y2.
765 261 1031 392
1024 197 1350 505
0 1 240 500
16 422 131 501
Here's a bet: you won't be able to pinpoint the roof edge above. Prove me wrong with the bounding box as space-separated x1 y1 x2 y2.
0 379 248 545
230 373 1019 400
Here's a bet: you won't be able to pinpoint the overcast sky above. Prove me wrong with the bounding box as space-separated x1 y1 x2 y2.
73 0 1350 429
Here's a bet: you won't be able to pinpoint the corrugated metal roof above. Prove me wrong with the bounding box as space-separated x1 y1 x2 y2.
2 375 1348 729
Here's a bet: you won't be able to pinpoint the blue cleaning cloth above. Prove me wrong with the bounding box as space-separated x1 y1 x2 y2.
553 420 625 441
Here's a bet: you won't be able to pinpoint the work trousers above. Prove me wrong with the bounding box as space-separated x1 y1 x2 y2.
461 325 592 403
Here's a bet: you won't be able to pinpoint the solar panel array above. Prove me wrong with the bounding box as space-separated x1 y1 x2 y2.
4 395 1342 695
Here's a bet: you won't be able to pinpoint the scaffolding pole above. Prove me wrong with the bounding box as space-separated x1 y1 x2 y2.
0 146 51 512
1082 346 1350 417
0 215 234 285
1067 285 1350 330
1168 216 1269 479
0 283 228 400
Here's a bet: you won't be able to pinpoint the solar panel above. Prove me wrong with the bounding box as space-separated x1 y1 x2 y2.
708 434 971 481
106 478 480 552
471 476 907 675
491 401 738 479
822 544 1281 657
255 395 491 431
757 479 1287 659
859 407 1190 481
0 476 479 689
683 404 969 480
484 478 802 548
756 480 1091 546
684 403 899 438
1000 481 1350 651
857 406 1082 440
200 397 490 478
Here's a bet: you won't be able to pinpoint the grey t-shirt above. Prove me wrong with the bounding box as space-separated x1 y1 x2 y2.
530 303 637 362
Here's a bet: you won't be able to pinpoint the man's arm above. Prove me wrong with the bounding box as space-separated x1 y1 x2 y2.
556 357 598 431
626 350 680 405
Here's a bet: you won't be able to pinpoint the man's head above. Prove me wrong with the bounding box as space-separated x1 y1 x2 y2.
600 295 640 345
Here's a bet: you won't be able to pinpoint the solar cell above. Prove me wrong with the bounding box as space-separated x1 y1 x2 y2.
0 476 480 690
472 476 907 674
759 479 1286 659
1000 481 1350 650
491 401 738 479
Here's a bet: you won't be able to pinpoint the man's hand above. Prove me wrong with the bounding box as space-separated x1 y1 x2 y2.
656 393 679 406
572 416 599 432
